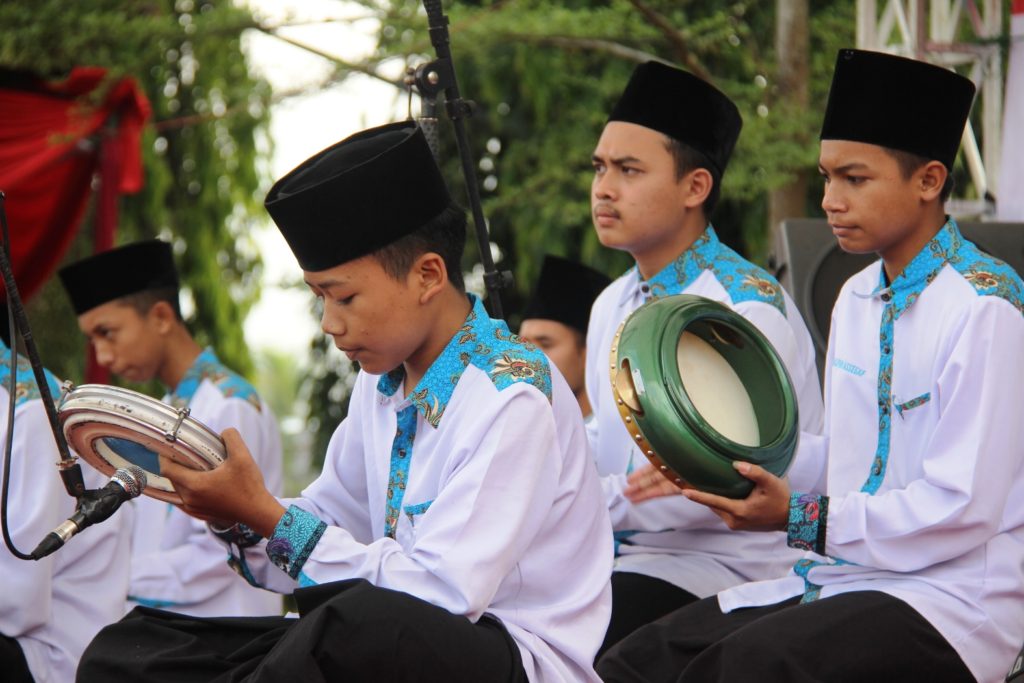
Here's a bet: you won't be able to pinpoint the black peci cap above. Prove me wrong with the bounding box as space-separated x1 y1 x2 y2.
264 121 455 272
820 49 976 170
521 255 611 335
58 240 179 315
608 61 743 176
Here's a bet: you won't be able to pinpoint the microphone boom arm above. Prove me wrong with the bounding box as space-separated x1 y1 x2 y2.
0 194 82 496
413 0 512 319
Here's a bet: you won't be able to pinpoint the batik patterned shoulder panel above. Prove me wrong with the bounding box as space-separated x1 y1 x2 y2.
711 242 788 315
476 324 553 400
946 229 1024 316
0 349 62 409
170 348 261 411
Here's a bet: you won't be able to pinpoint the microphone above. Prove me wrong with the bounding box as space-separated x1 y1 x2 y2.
31 466 146 560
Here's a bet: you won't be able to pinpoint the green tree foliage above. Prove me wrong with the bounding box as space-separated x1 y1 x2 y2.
0 0 270 386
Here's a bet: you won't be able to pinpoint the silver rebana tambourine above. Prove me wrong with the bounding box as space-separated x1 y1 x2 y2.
58 383 225 504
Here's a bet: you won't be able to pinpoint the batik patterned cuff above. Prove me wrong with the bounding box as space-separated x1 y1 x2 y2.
266 505 327 579
787 491 828 555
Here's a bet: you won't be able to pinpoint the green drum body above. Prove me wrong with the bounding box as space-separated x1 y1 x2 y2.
611 294 799 499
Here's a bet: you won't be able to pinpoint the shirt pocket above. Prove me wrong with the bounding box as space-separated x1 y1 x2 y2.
890 389 938 484
893 391 932 418
394 499 434 549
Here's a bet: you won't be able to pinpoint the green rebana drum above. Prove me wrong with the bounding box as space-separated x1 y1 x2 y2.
611 294 799 499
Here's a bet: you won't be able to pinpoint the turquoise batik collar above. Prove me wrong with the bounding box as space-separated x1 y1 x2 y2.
644 225 720 298
376 294 552 429
641 225 786 314
168 347 261 411
0 343 62 409
871 218 956 320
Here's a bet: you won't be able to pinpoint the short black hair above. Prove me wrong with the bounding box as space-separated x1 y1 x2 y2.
885 148 955 202
117 287 183 321
663 136 722 216
371 204 467 292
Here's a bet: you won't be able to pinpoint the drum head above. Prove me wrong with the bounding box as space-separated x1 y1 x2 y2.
58 384 225 504
611 294 799 498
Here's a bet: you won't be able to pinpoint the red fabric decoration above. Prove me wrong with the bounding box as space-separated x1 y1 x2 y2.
0 66 151 303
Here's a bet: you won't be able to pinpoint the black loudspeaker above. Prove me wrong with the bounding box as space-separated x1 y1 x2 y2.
771 219 1024 380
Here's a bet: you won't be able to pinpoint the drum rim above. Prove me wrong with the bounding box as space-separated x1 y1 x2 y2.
57 383 225 504
59 384 222 440
613 294 800 497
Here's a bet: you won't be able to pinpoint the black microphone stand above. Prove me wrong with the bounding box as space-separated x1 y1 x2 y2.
410 0 512 320
0 192 85 561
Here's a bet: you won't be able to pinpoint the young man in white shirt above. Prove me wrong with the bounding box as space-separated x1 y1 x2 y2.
0 344 131 683
58 241 284 617
586 60 824 654
78 121 613 683
599 49 1022 683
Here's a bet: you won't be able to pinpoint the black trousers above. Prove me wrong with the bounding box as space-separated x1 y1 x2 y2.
77 579 528 683
597 571 697 660
0 633 34 683
596 590 974 683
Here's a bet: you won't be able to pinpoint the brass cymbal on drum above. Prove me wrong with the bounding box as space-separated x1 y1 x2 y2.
58 384 225 505
610 294 799 498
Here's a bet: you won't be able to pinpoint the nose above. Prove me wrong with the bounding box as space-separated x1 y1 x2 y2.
320 303 345 338
93 342 114 368
593 170 616 202
821 180 844 215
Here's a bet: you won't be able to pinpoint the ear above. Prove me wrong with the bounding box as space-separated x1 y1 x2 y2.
147 300 178 334
681 167 713 209
917 160 947 202
411 252 449 305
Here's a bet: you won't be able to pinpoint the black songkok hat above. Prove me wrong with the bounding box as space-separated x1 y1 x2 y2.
522 255 612 335
58 240 179 315
264 121 454 272
820 49 976 170
608 61 742 176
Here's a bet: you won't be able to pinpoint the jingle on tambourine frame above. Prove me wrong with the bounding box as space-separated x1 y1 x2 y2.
57 383 226 505
610 294 799 499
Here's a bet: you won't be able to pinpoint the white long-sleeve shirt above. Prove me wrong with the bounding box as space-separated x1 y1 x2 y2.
126 347 283 617
227 296 613 683
0 349 131 683
720 220 1024 683
586 225 824 596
